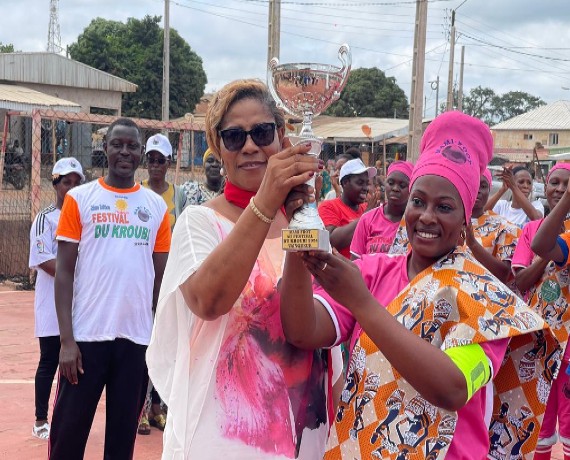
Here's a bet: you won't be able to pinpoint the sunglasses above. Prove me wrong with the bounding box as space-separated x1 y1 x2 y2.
147 157 167 165
219 122 276 151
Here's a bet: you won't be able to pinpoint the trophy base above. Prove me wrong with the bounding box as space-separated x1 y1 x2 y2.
282 228 330 252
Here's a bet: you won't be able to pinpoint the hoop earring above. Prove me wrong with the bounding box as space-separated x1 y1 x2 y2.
459 227 467 245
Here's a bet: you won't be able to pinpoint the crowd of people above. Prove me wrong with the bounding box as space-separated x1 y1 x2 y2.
27 78 570 460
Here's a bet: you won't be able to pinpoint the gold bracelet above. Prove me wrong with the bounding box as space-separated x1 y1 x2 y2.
249 197 275 224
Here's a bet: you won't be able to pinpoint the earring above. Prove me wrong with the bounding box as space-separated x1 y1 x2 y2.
459 227 467 245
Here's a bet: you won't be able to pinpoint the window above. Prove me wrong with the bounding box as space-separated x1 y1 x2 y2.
524 133 533 140
549 133 559 145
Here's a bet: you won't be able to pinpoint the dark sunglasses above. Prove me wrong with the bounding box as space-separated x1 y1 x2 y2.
219 122 276 151
147 157 167 165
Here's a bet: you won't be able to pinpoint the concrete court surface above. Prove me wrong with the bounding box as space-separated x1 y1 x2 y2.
0 288 565 459
0 290 163 459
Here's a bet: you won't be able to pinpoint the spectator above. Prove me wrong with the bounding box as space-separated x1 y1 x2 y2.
138 133 186 435
181 148 224 205
147 79 338 459
318 158 378 258
485 165 543 228
323 154 352 200
351 160 412 257
528 163 570 460
50 118 171 459
29 158 84 440
142 133 187 231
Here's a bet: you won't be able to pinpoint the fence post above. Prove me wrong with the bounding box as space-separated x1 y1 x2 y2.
0 113 9 188
31 110 42 221
175 130 183 186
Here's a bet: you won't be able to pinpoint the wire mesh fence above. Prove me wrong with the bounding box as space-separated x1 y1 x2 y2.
0 109 207 280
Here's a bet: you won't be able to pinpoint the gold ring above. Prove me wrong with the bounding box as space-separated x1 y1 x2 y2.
321 262 328 271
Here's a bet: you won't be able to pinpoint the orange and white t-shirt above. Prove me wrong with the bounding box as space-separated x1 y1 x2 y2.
57 177 171 345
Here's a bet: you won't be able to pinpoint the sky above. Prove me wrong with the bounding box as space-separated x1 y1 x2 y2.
2 0 570 116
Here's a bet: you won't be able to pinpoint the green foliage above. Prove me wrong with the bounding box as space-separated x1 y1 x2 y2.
324 68 409 118
69 16 207 119
444 86 546 126
0 42 16 53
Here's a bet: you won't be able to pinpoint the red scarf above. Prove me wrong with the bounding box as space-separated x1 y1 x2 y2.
224 180 286 217
224 180 256 209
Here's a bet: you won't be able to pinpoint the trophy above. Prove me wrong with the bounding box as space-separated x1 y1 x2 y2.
268 44 351 251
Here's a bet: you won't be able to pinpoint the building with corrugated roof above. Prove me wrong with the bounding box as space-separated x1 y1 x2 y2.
0 52 137 115
492 100 570 162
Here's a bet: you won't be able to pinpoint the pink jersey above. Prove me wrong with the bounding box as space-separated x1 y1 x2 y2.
350 205 400 257
314 252 508 459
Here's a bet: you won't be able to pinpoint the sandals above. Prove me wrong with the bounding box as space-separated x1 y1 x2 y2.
149 413 166 431
32 422 50 440
137 416 151 435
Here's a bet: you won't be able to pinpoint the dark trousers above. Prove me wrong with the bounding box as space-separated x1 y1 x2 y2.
48 339 148 460
35 336 60 421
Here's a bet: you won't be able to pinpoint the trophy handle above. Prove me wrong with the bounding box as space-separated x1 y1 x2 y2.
333 44 352 101
267 57 288 112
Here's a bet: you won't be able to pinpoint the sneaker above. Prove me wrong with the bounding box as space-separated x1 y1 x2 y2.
32 422 50 440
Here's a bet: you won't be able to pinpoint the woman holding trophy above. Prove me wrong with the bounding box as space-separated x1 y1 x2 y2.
280 111 556 459
146 79 339 459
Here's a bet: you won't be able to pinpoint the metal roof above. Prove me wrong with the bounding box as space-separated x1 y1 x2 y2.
492 100 570 131
0 84 81 112
312 116 409 142
0 52 137 93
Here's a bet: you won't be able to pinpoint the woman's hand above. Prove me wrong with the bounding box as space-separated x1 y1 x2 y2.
465 223 477 250
284 184 315 221
500 167 515 191
299 249 373 310
365 187 382 211
255 138 323 217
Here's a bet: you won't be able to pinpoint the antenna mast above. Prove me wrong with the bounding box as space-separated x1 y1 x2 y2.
47 0 62 53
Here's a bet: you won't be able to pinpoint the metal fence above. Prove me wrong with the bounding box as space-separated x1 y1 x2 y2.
0 109 207 279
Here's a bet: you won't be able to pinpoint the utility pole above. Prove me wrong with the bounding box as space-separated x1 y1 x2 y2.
407 0 428 163
267 0 281 68
458 46 465 111
446 10 456 111
162 0 170 121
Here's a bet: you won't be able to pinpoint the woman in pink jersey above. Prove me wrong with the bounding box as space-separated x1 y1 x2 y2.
350 160 413 257
281 111 555 460
511 163 570 459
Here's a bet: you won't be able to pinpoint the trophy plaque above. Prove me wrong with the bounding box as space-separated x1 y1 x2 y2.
268 44 352 251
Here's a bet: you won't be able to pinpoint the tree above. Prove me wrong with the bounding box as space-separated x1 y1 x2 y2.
443 86 546 126
0 42 16 53
69 16 207 119
324 68 409 118
494 91 546 123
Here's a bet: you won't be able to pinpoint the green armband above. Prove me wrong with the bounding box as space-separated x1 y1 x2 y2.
444 343 491 401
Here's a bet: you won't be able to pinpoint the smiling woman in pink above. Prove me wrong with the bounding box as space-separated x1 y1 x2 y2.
146 79 338 459
350 160 413 257
280 111 556 460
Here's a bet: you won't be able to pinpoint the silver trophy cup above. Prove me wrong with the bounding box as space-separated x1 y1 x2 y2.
268 44 351 251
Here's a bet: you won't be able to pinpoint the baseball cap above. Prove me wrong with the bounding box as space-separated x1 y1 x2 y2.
52 157 85 182
145 134 172 158
339 158 377 183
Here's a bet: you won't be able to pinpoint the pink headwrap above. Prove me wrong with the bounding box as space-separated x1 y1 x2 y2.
410 111 494 222
482 168 493 187
387 160 414 179
547 163 570 184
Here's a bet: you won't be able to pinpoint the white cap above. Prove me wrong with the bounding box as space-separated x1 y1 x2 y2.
145 134 172 158
52 157 85 182
339 158 377 183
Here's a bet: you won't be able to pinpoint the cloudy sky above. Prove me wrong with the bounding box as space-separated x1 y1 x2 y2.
3 0 570 115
